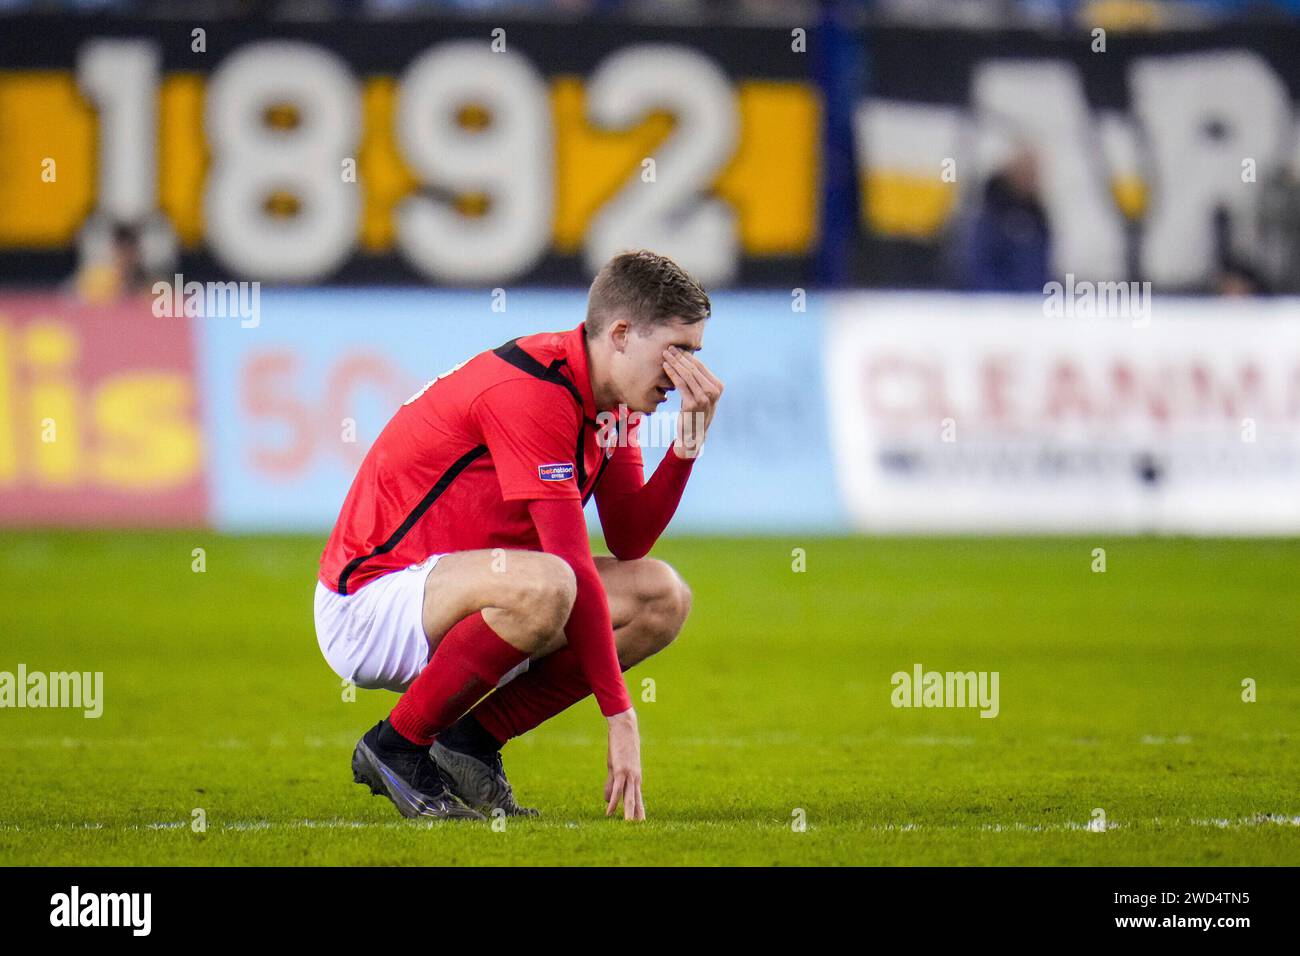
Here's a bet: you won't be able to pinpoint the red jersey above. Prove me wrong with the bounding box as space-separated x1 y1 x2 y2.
320 323 625 596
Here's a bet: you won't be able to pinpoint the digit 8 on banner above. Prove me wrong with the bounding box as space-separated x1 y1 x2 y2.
204 41 361 281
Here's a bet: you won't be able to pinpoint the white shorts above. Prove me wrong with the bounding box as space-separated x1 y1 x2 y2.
314 555 530 693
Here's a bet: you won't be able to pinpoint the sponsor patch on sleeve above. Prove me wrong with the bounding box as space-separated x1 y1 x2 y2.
537 462 575 482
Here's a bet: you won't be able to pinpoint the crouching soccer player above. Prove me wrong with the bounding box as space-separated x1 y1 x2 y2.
314 250 724 821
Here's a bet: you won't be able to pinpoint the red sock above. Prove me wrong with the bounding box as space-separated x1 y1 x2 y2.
473 645 603 745
388 611 529 746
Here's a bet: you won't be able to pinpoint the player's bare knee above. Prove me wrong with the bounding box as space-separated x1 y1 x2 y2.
521 553 577 637
641 559 691 649
673 572 693 629
664 568 692 644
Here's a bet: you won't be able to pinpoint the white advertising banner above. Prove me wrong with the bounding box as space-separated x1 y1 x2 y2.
824 293 1300 534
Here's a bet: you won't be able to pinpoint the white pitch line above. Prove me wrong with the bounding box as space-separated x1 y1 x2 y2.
1189 814 1300 828
0 734 365 751
13 732 1290 751
2 815 1297 835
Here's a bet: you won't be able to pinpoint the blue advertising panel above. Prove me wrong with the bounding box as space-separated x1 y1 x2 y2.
197 289 844 534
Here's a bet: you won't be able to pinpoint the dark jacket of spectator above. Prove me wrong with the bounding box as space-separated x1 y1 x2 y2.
959 171 1052 292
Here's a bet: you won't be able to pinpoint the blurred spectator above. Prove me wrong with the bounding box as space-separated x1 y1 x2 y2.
73 222 151 303
869 0 1300 27
1214 260 1267 295
1258 164 1300 293
363 0 597 14
956 149 1053 292
1211 206 1273 295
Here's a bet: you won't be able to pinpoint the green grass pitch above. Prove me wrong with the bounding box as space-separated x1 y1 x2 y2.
1 532 1297 866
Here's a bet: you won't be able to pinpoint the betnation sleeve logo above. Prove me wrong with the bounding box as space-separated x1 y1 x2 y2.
537 462 575 482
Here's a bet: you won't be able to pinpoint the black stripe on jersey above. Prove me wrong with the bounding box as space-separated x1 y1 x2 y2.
492 338 586 411
583 452 612 507
583 418 620 506
335 444 489 596
492 337 597 493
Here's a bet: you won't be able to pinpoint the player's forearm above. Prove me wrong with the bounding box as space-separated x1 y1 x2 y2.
598 444 694 560
563 557 633 716
527 498 632 716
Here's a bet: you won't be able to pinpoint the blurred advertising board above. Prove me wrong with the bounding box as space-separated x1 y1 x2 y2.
2 289 1295 535
195 289 841 533
0 294 206 526
824 293 1300 534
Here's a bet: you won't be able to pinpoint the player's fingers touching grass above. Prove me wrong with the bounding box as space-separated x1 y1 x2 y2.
632 777 646 821
604 737 615 805
605 770 644 821
605 708 645 821
625 775 645 821
605 772 624 817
